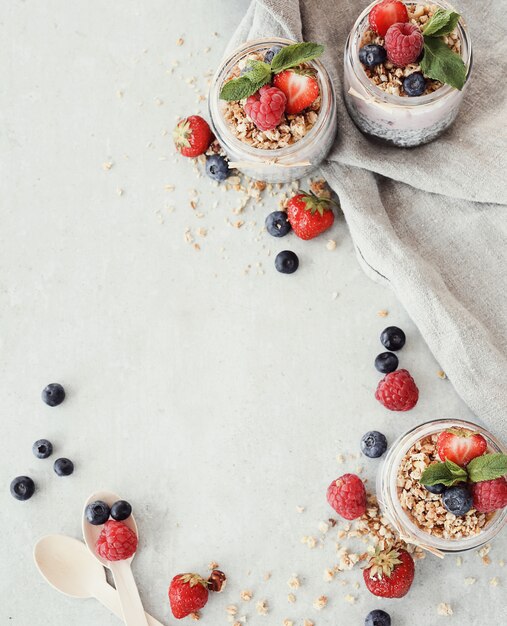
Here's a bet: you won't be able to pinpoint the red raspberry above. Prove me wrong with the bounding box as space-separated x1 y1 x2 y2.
327 473 367 520
472 477 507 513
244 85 286 131
96 520 138 561
375 369 419 411
384 23 424 66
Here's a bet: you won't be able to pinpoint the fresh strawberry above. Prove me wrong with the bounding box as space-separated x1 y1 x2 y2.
327 473 367 520
273 70 319 115
472 477 507 513
286 192 334 240
437 429 488 467
369 0 409 37
363 548 415 598
173 115 213 157
169 573 209 619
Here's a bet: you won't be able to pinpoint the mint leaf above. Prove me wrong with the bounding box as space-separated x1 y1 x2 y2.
420 460 467 487
219 74 271 101
423 8 460 37
270 42 324 73
468 453 507 483
243 60 272 84
420 38 466 90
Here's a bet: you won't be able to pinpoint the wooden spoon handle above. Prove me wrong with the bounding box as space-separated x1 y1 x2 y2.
109 560 149 626
95 582 165 626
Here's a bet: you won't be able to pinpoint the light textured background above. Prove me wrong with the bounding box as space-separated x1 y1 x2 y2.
1 1 505 625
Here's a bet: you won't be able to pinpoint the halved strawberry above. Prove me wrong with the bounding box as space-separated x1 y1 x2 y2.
437 429 488 467
369 0 409 37
272 70 319 115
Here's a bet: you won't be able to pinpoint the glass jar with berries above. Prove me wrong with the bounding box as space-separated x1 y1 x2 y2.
377 419 507 555
343 0 473 147
208 38 337 183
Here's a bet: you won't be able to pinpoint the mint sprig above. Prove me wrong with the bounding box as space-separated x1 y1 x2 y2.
467 454 507 483
420 453 507 487
420 459 468 487
219 42 324 101
420 9 467 91
422 8 460 37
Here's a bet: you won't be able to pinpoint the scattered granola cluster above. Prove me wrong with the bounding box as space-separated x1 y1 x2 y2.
397 435 491 539
361 3 461 97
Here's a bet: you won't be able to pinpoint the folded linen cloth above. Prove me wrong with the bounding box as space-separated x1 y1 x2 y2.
227 0 507 437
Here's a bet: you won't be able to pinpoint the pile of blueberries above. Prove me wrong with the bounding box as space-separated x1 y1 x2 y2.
265 211 299 275
85 499 132 525
10 383 75 502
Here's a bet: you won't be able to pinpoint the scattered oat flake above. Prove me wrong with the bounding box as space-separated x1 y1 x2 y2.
208 561 219 570
490 577 500 586
344 594 356 604
437 603 453 616
263 572 271 581
437 370 447 379
288 576 301 590
478 544 491 558
377 309 389 317
336 454 345 464
287 593 296 603
189 611 200 620
499 560 505 567
256 600 269 615
116 188 123 196
226 605 238 616
176 37 184 46
323 568 335 582
326 239 337 251
240 590 253 602
318 521 330 534
102 162 113 170
296 505 305 513
283 621 294 626
313 595 327 610
303 621 314 626
464 577 476 585
455 556 462 567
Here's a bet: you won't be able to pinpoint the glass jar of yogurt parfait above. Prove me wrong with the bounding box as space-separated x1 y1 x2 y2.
377 419 507 555
208 38 337 183
343 1 473 147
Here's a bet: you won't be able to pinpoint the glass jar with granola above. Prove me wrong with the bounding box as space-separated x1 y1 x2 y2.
343 1 473 147
208 38 337 183
377 419 507 554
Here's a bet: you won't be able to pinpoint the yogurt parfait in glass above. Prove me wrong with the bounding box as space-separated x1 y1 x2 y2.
377 419 507 555
343 1 473 147
208 39 337 183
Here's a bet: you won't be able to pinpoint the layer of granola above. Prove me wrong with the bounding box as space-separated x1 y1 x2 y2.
397 434 494 540
222 52 321 150
360 3 461 97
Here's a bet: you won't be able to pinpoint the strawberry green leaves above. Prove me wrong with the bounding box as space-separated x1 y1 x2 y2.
421 453 507 487
219 42 324 101
421 9 467 90
468 454 507 483
420 459 468 487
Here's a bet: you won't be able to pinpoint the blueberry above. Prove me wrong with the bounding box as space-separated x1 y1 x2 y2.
42 383 66 406
264 46 282 63
365 609 391 626
380 326 406 351
361 431 388 458
359 44 387 68
442 484 473 516
424 483 447 495
32 439 53 459
403 72 426 97
374 352 398 374
265 211 291 237
85 500 111 525
205 155 230 182
10 476 35 501
54 457 74 476
275 250 299 274
111 500 132 521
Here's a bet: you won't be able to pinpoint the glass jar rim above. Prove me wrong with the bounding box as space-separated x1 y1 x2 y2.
380 418 507 553
346 0 473 108
208 37 335 160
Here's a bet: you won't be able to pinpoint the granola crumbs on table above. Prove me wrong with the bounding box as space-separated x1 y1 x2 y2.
313 595 328 610
437 602 453 616
256 599 269 615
